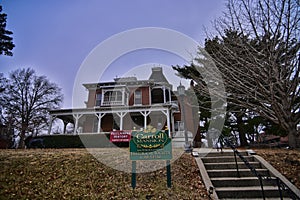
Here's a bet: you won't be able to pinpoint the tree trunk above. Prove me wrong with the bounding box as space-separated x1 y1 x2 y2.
193 126 202 148
18 123 27 149
237 114 248 147
238 130 248 147
18 130 25 149
288 125 299 148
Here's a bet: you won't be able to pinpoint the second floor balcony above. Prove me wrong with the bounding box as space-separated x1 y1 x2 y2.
94 85 175 108
95 88 128 107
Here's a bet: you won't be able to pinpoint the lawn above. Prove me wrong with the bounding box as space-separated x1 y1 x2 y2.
0 148 208 200
1 148 299 200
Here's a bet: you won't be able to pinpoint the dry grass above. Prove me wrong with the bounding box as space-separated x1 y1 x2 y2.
1 148 299 200
0 148 208 200
254 148 300 189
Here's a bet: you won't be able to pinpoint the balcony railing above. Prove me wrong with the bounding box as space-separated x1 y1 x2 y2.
101 101 125 106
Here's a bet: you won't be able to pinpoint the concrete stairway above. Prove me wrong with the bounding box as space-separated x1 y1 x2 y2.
172 131 193 148
196 150 299 199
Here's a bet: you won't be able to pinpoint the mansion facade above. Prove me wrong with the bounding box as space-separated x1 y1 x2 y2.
49 67 200 145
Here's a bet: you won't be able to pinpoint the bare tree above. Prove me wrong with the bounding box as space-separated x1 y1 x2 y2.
174 0 300 147
215 0 300 148
2 68 63 148
0 73 8 124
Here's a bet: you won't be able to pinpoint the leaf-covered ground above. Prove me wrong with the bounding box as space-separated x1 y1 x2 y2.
254 148 300 189
1 148 299 199
0 149 208 200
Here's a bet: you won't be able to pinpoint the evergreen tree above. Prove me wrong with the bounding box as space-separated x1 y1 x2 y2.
0 5 14 56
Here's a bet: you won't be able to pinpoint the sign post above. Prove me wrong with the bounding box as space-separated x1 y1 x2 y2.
129 126 172 188
131 161 136 189
166 160 171 188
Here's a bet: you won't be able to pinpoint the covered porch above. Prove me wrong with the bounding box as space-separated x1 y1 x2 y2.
48 104 179 137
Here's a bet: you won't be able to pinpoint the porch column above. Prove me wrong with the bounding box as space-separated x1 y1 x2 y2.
116 112 127 130
95 113 105 133
140 111 150 129
122 89 125 105
48 115 54 135
161 109 171 137
166 109 171 137
73 114 83 135
100 91 104 106
63 120 68 134
171 110 175 136
163 86 166 103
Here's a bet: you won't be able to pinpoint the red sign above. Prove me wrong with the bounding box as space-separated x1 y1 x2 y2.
110 130 131 142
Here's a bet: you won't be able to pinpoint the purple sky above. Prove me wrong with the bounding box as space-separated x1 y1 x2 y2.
0 0 226 108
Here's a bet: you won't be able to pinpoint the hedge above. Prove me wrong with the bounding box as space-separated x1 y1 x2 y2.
25 134 129 148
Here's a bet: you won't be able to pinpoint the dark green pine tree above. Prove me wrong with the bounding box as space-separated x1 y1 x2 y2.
0 5 14 56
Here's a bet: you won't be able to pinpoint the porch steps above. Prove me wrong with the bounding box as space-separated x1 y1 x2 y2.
195 149 299 199
171 131 193 148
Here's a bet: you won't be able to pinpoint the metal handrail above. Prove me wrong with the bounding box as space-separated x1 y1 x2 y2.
218 134 300 200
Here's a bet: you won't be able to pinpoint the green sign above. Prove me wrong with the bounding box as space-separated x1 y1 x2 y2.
130 129 172 160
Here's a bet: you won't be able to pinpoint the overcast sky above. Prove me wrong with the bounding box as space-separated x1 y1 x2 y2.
0 0 226 108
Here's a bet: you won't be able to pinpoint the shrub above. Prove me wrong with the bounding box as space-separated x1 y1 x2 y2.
25 134 129 148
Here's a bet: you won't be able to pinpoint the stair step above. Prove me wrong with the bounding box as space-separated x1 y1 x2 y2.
204 162 261 170
223 198 293 200
211 177 277 187
207 169 270 177
216 186 289 198
202 156 255 163
196 149 299 199
204 151 248 157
